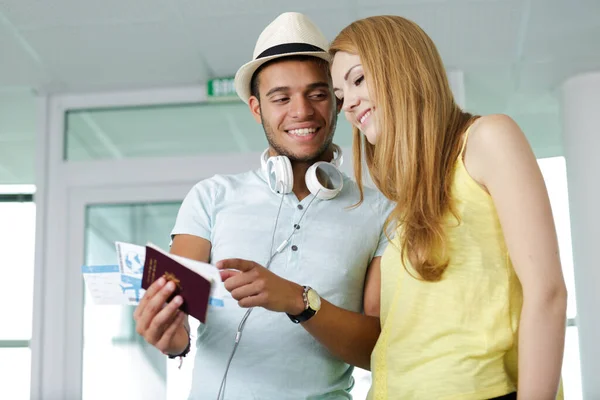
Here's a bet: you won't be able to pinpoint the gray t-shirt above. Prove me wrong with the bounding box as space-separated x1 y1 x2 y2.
171 168 393 400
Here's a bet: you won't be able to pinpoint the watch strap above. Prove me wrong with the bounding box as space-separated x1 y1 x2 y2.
286 286 317 324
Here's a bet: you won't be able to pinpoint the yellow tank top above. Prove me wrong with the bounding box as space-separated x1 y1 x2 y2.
369 125 559 399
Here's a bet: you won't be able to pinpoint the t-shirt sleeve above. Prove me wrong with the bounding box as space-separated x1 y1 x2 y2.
170 179 220 243
373 196 396 258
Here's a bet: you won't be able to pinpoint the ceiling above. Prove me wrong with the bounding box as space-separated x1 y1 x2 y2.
1 0 600 184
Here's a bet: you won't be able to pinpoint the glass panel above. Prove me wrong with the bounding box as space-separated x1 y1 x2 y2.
538 157 582 398
0 348 31 400
65 102 354 161
0 200 35 340
82 202 191 400
562 326 582 399
353 368 372 399
537 157 577 318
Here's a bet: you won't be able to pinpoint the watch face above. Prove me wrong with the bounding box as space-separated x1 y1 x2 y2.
307 289 321 310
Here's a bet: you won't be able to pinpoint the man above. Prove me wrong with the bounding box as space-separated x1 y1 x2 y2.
133 12 392 399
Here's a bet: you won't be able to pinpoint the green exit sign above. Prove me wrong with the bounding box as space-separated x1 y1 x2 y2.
207 77 239 101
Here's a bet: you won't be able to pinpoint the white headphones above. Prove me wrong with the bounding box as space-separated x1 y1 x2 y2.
260 144 344 200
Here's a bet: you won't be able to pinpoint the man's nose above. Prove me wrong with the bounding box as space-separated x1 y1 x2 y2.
290 96 315 118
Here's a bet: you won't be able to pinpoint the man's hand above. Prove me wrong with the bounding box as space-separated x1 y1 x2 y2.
133 277 188 355
217 258 305 315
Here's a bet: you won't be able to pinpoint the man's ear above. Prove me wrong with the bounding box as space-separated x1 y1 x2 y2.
249 96 262 123
336 97 343 114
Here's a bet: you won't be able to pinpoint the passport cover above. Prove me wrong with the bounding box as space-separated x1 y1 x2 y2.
142 245 211 323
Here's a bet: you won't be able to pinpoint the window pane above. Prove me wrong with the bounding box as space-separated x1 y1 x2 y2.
82 202 185 400
0 348 31 400
562 326 582 399
352 367 372 399
537 157 577 318
0 201 35 339
538 157 582 398
64 102 354 161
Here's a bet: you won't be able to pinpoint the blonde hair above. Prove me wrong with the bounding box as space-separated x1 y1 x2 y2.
330 15 476 281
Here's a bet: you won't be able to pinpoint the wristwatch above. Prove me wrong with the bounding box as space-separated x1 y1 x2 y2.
287 286 321 324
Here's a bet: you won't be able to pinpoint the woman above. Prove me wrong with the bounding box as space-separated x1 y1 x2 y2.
330 16 567 400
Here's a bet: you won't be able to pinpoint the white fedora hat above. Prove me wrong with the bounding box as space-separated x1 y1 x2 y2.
234 12 330 104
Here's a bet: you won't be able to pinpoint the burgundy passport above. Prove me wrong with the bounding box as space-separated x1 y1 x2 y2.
141 245 212 323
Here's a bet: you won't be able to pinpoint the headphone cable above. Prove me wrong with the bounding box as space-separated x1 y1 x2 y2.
216 190 320 400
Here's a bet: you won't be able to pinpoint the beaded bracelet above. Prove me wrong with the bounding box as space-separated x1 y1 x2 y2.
166 323 191 368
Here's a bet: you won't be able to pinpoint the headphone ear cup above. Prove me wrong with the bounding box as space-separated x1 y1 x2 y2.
267 156 293 194
280 156 293 193
330 144 343 168
305 161 344 200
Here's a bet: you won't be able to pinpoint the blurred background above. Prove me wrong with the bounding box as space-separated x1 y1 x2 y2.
1 1 599 399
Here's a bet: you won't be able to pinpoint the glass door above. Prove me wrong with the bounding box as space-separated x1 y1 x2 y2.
83 201 188 400
66 184 202 400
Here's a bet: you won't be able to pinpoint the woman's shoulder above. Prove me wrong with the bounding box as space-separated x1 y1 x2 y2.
466 113 529 157
466 114 521 146
462 114 531 186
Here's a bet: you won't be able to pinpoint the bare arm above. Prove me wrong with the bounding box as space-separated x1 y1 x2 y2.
217 256 383 370
301 256 382 370
170 233 211 262
466 115 567 398
133 234 211 355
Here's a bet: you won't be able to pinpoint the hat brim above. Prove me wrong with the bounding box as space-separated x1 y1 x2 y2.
234 51 331 104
